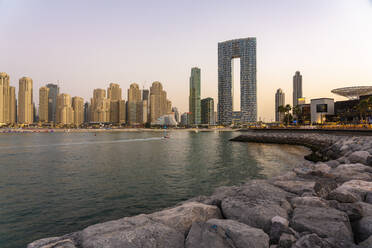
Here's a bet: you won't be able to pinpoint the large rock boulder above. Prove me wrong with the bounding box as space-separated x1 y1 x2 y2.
328 180 372 203
291 234 333 248
149 202 222 235
216 180 292 233
330 163 372 182
27 237 77 248
352 216 372 243
348 151 370 164
80 214 185 248
185 219 269 248
290 196 328 208
271 180 315 195
290 206 353 242
359 235 372 247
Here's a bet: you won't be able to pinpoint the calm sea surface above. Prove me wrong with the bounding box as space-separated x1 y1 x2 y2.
0 131 309 248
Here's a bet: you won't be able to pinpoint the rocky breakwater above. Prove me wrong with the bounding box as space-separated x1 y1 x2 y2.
28 132 372 248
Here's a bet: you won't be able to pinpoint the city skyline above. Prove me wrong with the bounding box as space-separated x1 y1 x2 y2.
1 0 372 121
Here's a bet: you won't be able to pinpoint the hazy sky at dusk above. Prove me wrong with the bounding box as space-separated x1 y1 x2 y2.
1 0 372 121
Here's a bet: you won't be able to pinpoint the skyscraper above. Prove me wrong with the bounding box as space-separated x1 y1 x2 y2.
107 83 122 123
0 72 10 124
127 83 142 125
9 86 16 124
72 96 84 126
150 81 169 124
91 88 110 122
39 86 49 123
218 38 257 125
275 88 285 122
56 93 74 125
172 107 180 123
293 71 303 107
84 102 90 123
46 83 59 123
18 77 33 124
189 67 201 125
201 97 215 125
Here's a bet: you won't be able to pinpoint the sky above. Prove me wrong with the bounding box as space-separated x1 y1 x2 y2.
1 0 372 122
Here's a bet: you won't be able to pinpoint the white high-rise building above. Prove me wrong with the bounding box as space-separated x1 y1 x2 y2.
293 71 303 107
275 88 285 122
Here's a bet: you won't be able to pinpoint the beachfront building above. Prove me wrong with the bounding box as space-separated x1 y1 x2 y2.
150 81 171 124
91 88 110 123
127 83 142 125
56 93 74 125
201 97 215 125
18 77 34 124
0 72 16 125
46 84 59 123
72 96 84 126
39 86 49 123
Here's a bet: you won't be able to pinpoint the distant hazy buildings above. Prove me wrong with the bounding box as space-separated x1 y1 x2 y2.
189 67 201 125
72 96 84 126
293 71 303 107
56 93 74 125
18 77 33 124
108 83 123 124
275 88 285 122
218 38 257 125
181 112 190 126
172 107 180 123
46 83 59 123
39 86 49 123
201 97 215 125
0 72 16 125
150 81 171 124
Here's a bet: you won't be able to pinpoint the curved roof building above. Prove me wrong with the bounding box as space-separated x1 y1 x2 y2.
331 86 372 100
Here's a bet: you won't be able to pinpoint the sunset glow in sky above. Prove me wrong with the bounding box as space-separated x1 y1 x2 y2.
1 0 372 121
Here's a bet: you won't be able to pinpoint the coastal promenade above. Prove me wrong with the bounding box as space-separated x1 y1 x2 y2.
28 131 372 248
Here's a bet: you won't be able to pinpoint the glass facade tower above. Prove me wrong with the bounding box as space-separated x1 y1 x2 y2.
189 67 201 125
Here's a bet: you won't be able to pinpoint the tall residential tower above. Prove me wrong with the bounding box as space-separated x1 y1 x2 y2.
18 77 33 124
218 38 257 125
293 71 303 107
275 88 285 122
189 67 201 125
39 86 49 122
46 83 59 123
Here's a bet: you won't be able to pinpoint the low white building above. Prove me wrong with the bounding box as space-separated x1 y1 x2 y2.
310 98 334 124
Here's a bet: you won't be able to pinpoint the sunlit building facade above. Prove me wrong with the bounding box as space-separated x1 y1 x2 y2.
18 77 34 124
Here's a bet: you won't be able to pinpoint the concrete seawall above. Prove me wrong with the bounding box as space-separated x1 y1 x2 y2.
28 132 372 248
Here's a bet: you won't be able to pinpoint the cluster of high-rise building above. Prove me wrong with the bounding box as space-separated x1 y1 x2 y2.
0 73 176 127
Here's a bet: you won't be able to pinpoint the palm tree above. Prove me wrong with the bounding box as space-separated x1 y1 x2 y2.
292 105 302 125
278 105 286 124
357 99 369 123
284 104 292 126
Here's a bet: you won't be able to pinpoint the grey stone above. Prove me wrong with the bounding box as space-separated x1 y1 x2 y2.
332 202 363 221
352 216 372 243
292 234 333 248
356 202 372 217
359 235 372 247
185 219 269 248
314 180 338 198
272 180 315 195
149 201 222 235
330 163 372 182
270 216 289 244
290 206 353 242
219 180 292 233
291 197 328 208
366 192 372 204
327 186 361 203
367 156 372 166
310 163 331 176
80 214 184 248
325 160 340 168
348 151 371 164
278 233 296 248
27 237 77 248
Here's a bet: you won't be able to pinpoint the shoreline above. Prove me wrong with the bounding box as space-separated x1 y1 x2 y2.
28 131 372 248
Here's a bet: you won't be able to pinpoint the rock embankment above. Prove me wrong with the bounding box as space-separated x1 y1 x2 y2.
28 132 372 248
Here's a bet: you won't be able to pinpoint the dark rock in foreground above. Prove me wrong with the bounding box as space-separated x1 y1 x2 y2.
28 132 372 248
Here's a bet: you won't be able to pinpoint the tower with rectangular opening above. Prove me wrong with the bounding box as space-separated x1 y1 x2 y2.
218 38 257 125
